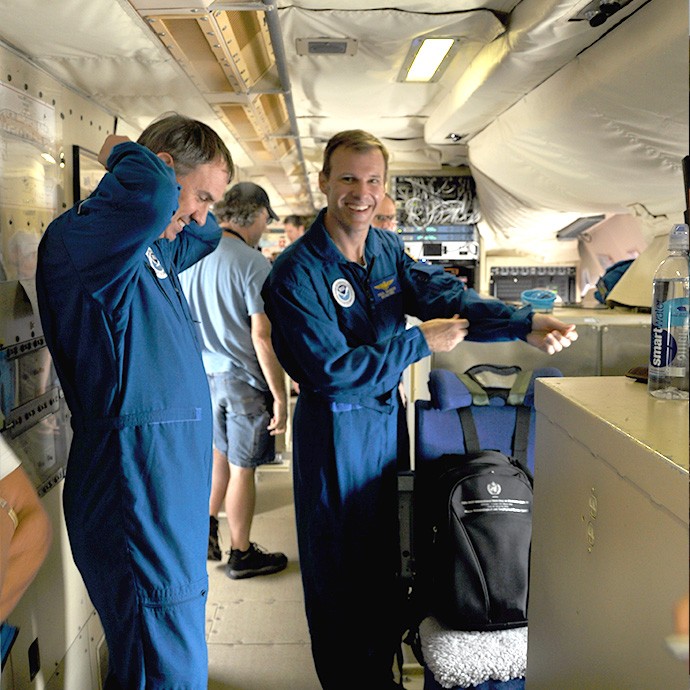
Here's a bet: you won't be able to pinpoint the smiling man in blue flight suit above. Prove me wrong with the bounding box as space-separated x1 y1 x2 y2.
262 129 578 689
36 114 233 689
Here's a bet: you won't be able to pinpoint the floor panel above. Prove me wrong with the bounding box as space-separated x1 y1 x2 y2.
206 466 424 689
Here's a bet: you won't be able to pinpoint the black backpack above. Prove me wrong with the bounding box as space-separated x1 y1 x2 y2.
400 365 561 661
412 449 533 632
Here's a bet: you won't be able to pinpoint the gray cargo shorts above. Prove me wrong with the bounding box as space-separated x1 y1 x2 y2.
207 373 275 468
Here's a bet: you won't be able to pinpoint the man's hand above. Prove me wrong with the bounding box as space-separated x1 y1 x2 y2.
526 314 578 354
267 399 287 436
98 134 131 168
419 315 469 353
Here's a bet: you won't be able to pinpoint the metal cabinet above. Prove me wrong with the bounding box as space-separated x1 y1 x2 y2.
527 377 688 689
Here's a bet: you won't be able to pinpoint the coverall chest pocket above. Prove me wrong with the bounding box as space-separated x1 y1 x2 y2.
327 273 376 344
368 271 405 337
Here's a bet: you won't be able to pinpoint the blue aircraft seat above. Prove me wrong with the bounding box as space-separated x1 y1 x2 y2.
412 366 563 690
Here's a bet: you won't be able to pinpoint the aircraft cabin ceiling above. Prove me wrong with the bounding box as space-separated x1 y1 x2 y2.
0 0 687 247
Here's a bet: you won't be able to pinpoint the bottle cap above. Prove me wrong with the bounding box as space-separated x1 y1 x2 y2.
669 223 689 252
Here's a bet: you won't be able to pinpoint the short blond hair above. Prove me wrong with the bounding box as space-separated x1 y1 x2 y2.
322 130 388 179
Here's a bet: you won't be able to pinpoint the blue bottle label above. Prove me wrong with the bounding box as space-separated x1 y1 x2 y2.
650 297 688 368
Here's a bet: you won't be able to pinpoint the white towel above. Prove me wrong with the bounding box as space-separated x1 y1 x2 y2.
419 617 527 689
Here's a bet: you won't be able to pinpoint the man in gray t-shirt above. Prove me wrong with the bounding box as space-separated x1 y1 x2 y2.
181 182 288 580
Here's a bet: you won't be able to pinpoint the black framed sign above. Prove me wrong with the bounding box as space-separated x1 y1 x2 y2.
72 145 105 203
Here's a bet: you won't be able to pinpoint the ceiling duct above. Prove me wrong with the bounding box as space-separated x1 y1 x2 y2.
295 37 358 57
134 0 314 213
142 11 273 96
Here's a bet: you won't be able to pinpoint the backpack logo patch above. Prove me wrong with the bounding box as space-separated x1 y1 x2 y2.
487 481 502 497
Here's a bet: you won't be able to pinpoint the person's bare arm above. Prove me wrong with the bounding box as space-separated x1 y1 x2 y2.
0 465 52 620
97 134 131 168
418 315 469 352
418 311 577 358
526 313 578 354
251 312 288 435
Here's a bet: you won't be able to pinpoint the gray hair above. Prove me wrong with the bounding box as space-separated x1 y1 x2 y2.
137 113 234 180
215 198 263 227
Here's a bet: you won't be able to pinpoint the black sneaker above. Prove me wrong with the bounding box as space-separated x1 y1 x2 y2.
226 543 287 579
208 516 222 561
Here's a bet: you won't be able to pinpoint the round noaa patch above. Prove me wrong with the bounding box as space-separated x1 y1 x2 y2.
146 246 168 279
332 278 355 308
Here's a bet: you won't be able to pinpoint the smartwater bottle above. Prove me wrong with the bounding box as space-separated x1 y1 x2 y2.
648 223 689 399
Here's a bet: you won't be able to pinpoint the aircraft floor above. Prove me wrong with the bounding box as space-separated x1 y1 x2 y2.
205 459 424 690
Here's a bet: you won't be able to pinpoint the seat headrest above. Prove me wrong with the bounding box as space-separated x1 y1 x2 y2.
428 369 473 411
522 366 563 406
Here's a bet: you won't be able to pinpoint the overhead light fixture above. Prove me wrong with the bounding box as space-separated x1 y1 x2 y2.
556 215 605 240
569 0 632 25
398 38 457 83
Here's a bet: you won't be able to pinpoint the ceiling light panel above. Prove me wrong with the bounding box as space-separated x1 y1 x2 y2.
399 37 457 83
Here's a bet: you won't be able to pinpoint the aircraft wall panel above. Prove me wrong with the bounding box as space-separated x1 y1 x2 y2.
1 42 111 690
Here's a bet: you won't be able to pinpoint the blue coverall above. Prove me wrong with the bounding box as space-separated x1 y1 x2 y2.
262 210 534 689
36 142 220 689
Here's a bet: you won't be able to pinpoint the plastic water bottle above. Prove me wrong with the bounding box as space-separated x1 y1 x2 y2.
648 223 689 399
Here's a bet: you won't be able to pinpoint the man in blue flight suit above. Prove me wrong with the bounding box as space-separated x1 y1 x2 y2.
36 114 233 689
262 130 577 689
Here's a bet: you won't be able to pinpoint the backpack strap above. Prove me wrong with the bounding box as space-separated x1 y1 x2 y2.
457 407 480 453
456 374 489 406
508 370 533 464
507 370 533 406
512 406 531 465
454 367 539 461
401 576 427 667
